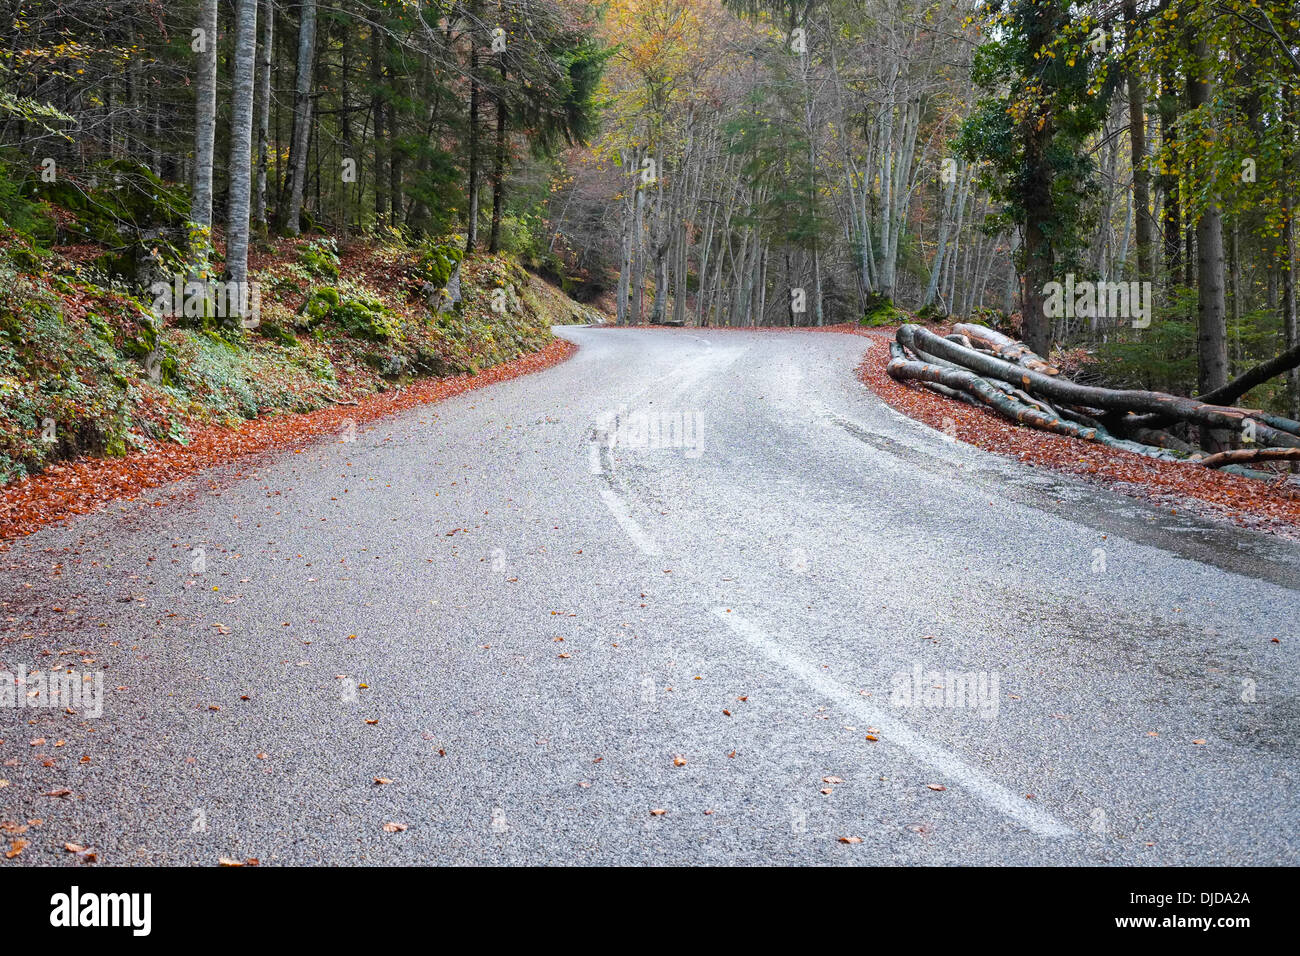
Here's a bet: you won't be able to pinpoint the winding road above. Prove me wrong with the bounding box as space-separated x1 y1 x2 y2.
2 325 1297 865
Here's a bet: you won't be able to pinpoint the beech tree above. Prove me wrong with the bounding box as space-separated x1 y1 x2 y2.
224 0 259 297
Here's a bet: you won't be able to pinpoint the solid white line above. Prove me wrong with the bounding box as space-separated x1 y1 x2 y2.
711 608 1073 838
588 442 603 475
599 489 662 556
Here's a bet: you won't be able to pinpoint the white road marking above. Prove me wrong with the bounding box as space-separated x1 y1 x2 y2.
588 442 603 475
599 489 662 556
711 608 1074 839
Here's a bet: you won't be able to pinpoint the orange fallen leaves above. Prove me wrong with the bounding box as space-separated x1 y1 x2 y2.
850 327 1300 535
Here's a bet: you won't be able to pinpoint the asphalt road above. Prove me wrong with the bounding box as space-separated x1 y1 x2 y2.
2 325 1297 865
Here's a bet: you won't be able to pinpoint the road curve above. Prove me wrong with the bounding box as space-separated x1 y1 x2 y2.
1 325 1296 865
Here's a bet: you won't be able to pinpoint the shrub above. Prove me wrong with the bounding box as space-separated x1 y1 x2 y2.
298 237 340 280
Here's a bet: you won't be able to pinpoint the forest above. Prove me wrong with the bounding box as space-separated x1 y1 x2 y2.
1 0 1299 478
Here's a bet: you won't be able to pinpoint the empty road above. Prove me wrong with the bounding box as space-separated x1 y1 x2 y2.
2 325 1297 865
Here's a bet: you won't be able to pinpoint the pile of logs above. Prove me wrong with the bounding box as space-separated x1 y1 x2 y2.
886 323 1300 479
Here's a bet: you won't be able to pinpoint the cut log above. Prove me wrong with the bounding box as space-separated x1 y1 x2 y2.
1199 447 1300 469
886 353 1096 439
1109 417 1199 454
900 325 1300 449
952 322 1060 375
988 379 1060 418
1197 341 1300 408
923 382 983 408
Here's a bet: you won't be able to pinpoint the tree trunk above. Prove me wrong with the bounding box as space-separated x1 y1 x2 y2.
1188 37 1229 400
1284 84 1299 423
489 66 507 253
465 3 482 253
284 0 317 235
224 0 259 296
1158 62 1182 282
617 152 634 325
1123 14 1154 286
371 24 387 226
1018 8 1058 356
189 0 219 261
387 94 401 223
253 0 275 233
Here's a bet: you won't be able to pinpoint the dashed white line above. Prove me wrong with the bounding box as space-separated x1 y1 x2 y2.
711 607 1074 839
598 489 662 556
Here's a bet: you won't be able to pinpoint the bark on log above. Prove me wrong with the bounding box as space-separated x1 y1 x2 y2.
1199 447 1300 469
952 322 1060 375
923 382 983 408
1110 418 1199 454
1196 342 1300 407
886 354 1099 440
